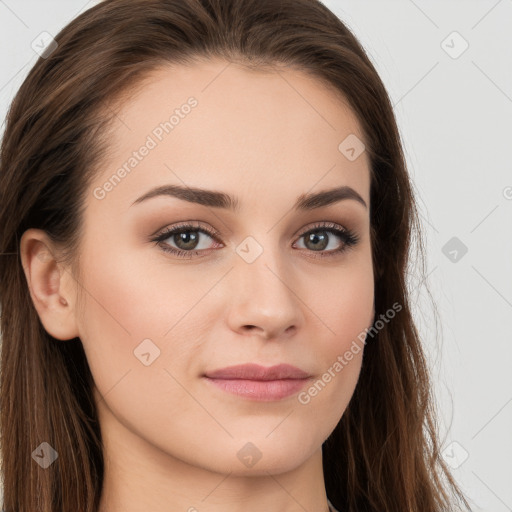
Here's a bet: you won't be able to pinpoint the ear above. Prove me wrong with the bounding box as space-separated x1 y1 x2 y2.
19 228 80 341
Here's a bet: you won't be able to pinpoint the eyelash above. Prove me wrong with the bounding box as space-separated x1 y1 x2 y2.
151 221 360 260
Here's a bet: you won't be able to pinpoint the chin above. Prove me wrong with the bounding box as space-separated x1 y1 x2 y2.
197 436 318 477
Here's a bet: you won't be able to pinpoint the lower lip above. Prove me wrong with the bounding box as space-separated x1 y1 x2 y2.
203 377 310 401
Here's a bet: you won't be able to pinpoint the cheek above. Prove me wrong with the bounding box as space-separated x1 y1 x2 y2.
77 239 214 338
75 248 206 445
74 245 193 391
302 253 373 407
75 239 234 409
314 252 375 347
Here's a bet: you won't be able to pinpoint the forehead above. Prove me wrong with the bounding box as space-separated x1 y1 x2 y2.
89 58 370 214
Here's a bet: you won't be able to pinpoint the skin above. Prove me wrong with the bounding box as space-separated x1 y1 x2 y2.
20 58 374 512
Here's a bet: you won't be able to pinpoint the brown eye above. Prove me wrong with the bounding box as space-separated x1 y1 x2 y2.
170 230 202 251
294 223 360 259
152 222 222 258
303 231 330 251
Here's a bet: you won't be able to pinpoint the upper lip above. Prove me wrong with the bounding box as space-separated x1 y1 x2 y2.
204 363 311 381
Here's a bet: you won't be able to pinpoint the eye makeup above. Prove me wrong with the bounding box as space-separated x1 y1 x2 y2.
150 220 360 260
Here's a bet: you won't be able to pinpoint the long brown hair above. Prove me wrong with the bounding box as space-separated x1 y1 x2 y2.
0 1 473 511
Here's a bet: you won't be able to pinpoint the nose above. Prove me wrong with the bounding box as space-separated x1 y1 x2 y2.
225 245 305 340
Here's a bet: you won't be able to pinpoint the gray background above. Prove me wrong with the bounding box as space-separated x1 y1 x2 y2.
1 1 511 510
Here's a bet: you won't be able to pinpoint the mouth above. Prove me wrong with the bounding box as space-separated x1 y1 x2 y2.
202 363 312 401
202 376 311 401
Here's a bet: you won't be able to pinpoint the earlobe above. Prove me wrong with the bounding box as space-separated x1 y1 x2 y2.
19 228 79 341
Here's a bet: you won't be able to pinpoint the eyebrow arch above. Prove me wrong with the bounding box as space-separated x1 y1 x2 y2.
131 184 367 211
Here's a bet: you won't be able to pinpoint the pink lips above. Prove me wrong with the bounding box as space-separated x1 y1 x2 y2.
203 363 312 401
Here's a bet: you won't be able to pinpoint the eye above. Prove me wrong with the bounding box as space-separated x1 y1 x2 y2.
152 221 222 259
293 222 359 259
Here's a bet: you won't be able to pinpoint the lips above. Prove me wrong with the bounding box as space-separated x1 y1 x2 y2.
202 363 312 401
206 378 308 401
203 363 311 380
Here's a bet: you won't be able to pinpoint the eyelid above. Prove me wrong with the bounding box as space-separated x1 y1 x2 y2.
295 220 347 236
153 220 222 240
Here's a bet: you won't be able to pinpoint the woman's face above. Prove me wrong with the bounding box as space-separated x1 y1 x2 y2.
73 58 374 476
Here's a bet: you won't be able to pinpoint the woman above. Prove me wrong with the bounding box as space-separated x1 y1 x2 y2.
0 0 473 511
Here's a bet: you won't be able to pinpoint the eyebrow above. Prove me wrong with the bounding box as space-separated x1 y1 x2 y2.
131 184 367 211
